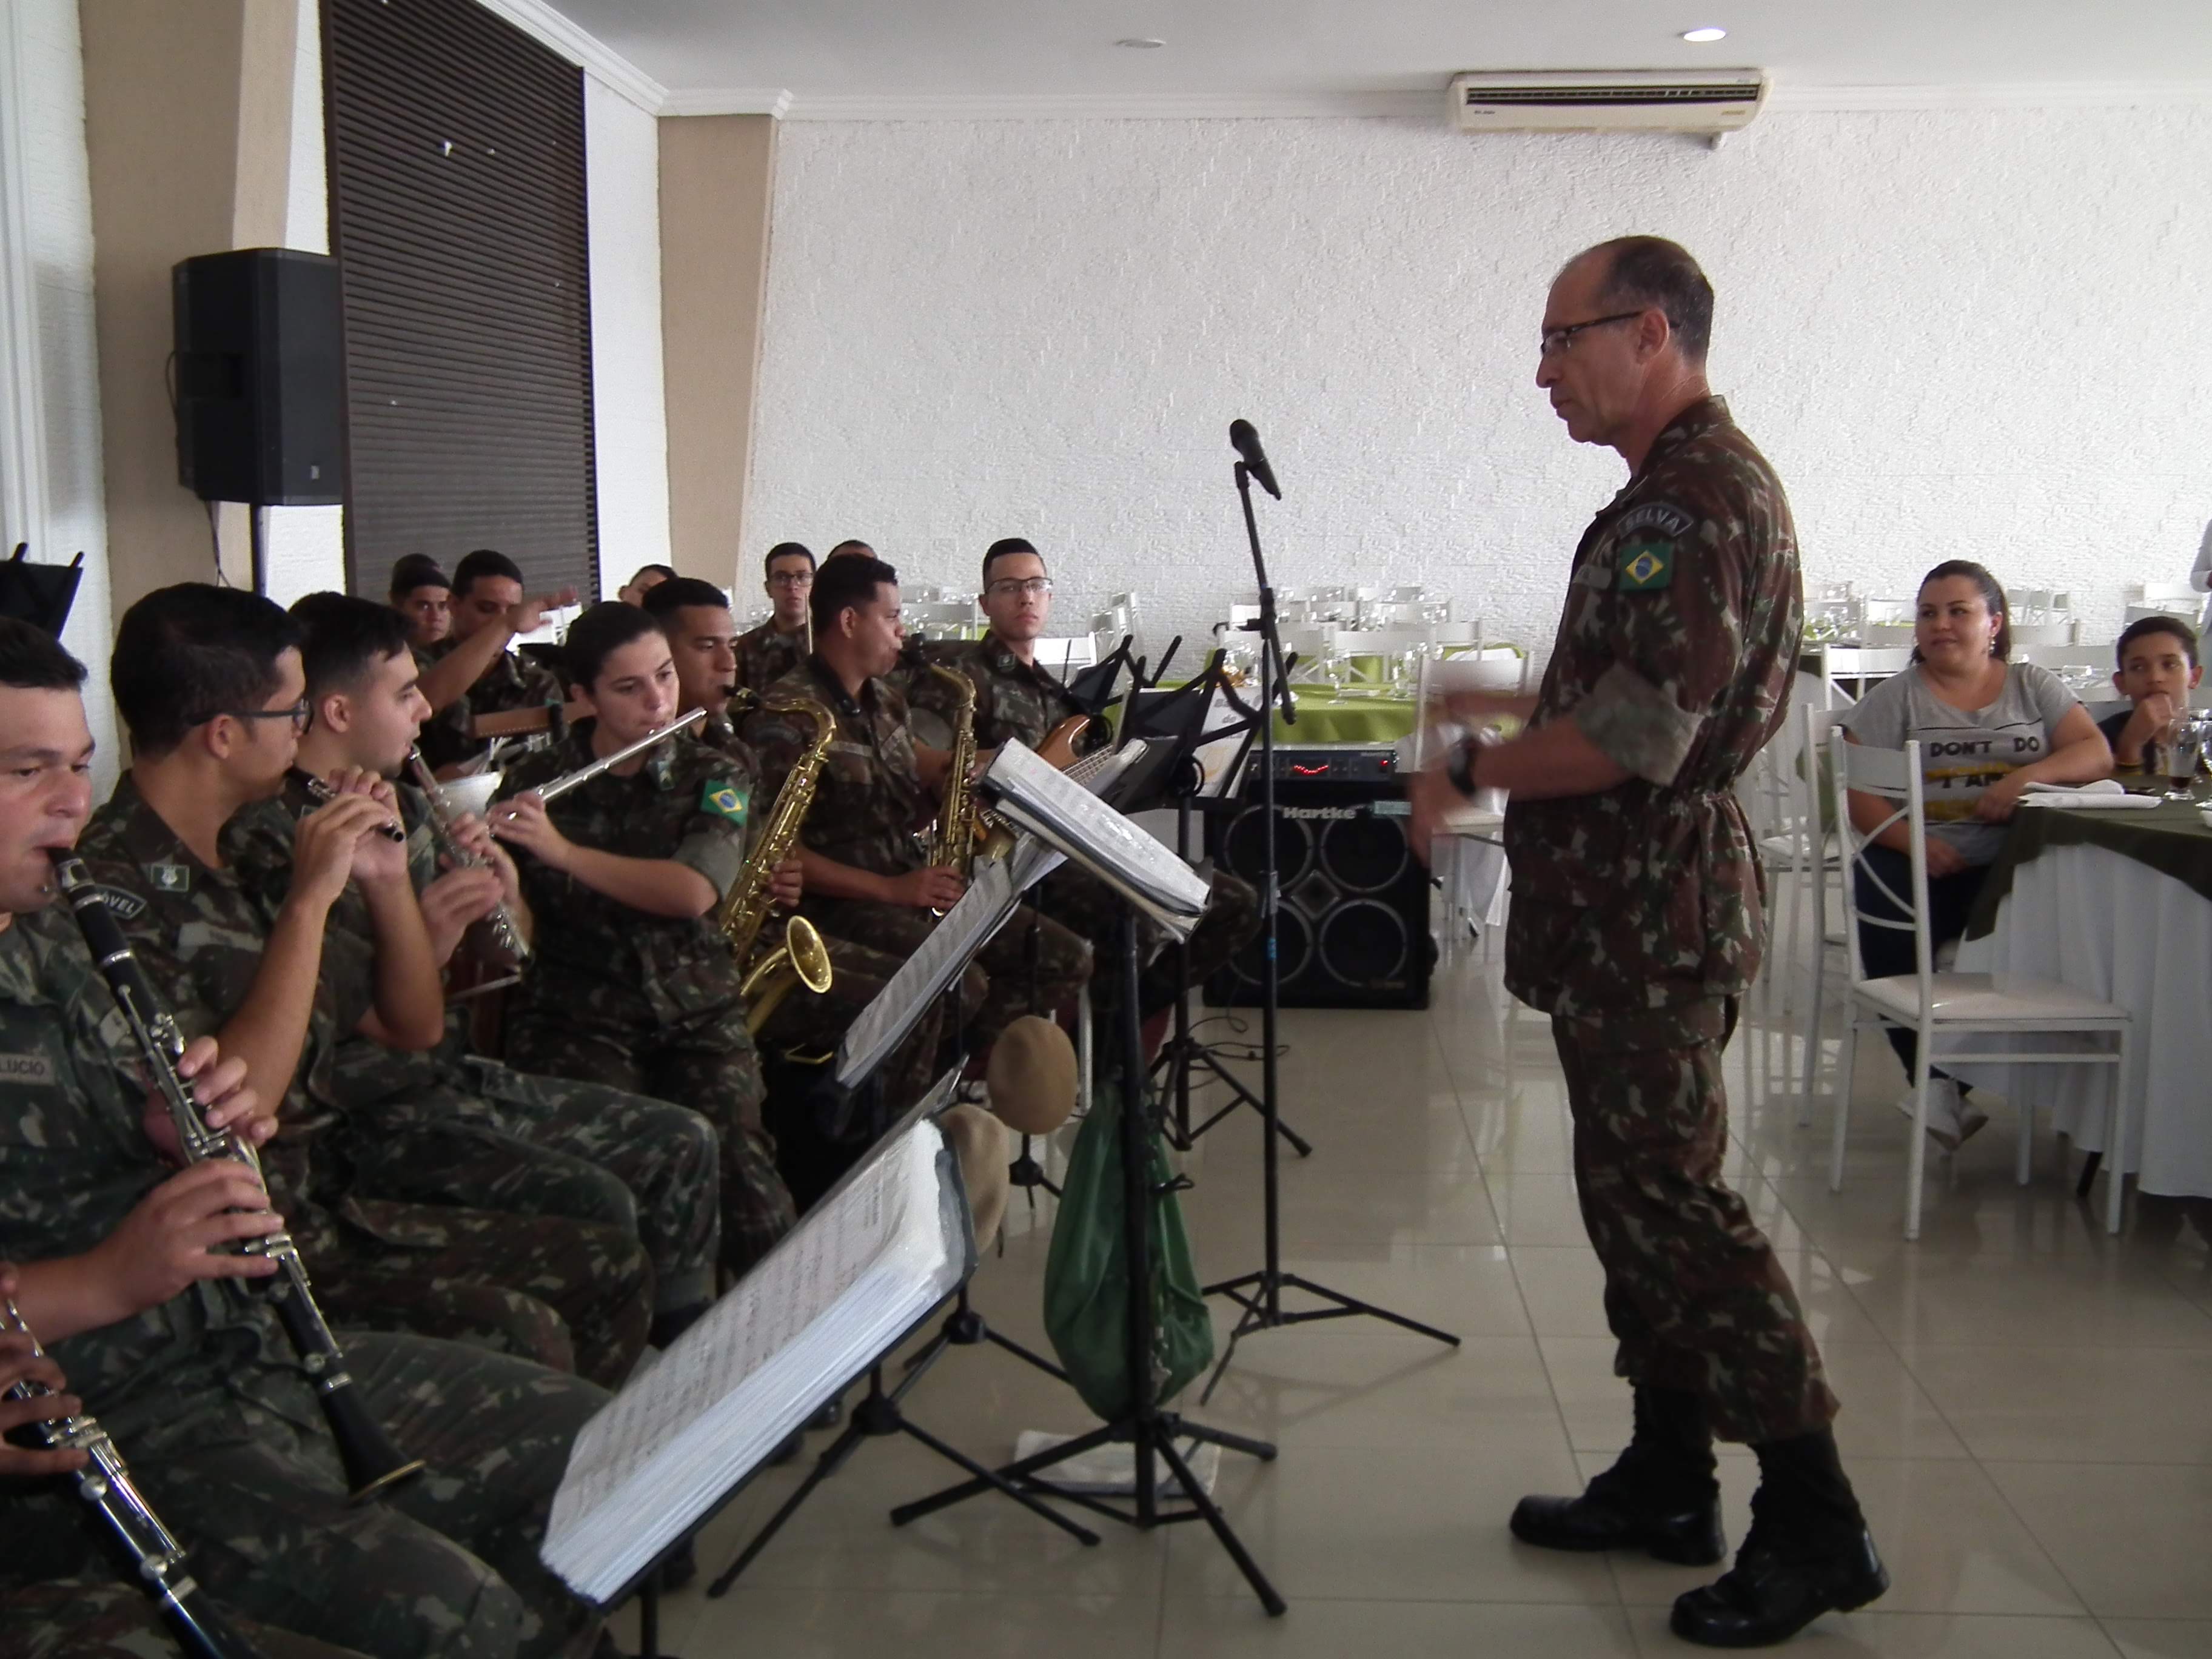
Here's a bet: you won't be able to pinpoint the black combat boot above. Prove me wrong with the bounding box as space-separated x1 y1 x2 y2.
1511 1386 1725 1565
1670 1427 1888 1647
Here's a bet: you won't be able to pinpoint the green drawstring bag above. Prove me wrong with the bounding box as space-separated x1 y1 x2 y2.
1042 1078 1215 1421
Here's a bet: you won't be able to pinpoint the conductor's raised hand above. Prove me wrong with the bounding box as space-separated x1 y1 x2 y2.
508 587 580 637
0 1265 88 1477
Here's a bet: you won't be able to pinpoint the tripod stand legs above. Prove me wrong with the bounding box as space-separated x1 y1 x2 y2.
1155 1039 1312 1155
1198 1271 1463 1406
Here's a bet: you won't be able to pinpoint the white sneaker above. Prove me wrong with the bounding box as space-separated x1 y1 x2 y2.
1894 1077 1971 1151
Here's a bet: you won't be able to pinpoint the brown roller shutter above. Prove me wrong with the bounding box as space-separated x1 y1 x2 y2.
323 0 598 599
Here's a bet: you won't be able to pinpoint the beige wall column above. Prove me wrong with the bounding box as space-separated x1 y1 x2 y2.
657 113 777 589
79 0 298 608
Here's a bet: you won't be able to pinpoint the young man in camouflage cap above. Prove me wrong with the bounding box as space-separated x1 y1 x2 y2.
732 541 815 695
248 592 725 1355
492 603 799 1279
413 549 575 772
0 620 606 1659
911 537 1261 1031
76 585 649 1385
1411 237 1885 1646
742 554 1092 1056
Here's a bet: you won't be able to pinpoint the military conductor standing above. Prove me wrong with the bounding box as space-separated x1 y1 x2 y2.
1412 238 1886 1647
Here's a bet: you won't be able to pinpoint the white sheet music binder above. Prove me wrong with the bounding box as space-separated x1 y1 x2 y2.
541 1105 971 1604
980 739 1210 937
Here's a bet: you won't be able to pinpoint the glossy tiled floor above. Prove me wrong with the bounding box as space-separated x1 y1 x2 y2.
623 942 2212 1657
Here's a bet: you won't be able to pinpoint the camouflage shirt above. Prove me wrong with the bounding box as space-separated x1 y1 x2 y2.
0 905 315 1449
734 618 806 697
494 722 755 1022
745 657 933 879
911 633 1111 757
412 634 564 771
1503 396 1801 1020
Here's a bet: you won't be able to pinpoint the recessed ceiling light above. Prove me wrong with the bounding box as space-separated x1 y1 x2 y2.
1680 26 1728 42
1116 37 1165 49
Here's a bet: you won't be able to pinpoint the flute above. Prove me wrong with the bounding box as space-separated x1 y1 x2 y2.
287 769 407 842
500 708 706 809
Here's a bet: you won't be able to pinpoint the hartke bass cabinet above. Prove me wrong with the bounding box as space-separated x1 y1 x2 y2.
1204 745 1436 1011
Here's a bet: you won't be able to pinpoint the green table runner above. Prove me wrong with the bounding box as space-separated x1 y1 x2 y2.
1965 796 2212 939
1273 693 1419 745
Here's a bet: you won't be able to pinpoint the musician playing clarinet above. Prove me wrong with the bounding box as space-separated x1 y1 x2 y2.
492 602 799 1280
0 617 608 1659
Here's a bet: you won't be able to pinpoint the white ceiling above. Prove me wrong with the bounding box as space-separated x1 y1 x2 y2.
532 0 2212 115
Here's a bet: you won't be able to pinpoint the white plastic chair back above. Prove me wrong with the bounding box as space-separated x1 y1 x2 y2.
1829 738 1934 1009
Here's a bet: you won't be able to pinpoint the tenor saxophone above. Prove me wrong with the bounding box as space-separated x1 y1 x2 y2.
924 663 981 877
721 695 836 1036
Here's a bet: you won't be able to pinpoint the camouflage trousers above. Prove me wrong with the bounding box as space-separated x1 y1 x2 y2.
0 1333 604 1659
758 928 945 1118
800 896 1092 1052
504 991 796 1280
1551 998 1838 1445
1 1581 369 1659
1039 865 1259 1017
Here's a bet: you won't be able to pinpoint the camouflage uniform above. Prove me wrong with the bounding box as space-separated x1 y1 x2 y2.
237 774 723 1325
2 1580 372 1659
913 633 1262 1013
495 725 798 1278
0 904 603 1659
743 657 1092 1051
414 635 565 773
1502 395 1832 1446
75 779 652 1387
732 618 805 697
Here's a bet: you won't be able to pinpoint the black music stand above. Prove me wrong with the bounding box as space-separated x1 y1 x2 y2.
1195 427 1460 1404
890 742 1286 1615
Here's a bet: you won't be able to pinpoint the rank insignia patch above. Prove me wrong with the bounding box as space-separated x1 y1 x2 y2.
701 783 749 824
1618 540 1675 592
149 863 190 894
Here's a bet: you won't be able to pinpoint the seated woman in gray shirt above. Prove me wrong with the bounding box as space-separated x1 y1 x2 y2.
1838 561 2112 1148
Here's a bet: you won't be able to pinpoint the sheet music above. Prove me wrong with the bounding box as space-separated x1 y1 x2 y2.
834 855 1028 1087
982 740 1209 937
542 1122 963 1603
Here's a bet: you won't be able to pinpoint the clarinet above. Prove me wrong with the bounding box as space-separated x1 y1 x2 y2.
47 854 425 1504
2 1298 266 1659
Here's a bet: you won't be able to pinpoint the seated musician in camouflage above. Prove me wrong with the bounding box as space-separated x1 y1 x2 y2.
387 552 451 650
912 538 1261 1024
491 603 799 1279
249 594 723 1353
731 541 814 695
0 623 606 1659
75 586 650 1386
743 555 1092 1054
648 577 947 1122
412 549 575 773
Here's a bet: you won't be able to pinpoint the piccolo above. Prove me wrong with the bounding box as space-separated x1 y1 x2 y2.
3 1298 266 1659
501 708 706 809
47 854 425 1504
287 769 407 842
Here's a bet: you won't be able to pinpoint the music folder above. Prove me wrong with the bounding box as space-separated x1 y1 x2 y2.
540 1073 974 1606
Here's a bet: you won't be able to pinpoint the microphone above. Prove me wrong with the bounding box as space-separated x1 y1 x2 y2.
1228 420 1281 500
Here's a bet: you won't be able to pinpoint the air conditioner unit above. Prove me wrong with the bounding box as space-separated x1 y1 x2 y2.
1448 70 1767 135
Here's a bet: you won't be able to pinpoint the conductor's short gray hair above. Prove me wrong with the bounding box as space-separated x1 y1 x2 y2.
1566 236 1714 365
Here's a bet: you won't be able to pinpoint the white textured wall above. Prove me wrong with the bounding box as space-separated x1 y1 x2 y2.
750 110 2212 660
584 75 672 597
5 0 118 793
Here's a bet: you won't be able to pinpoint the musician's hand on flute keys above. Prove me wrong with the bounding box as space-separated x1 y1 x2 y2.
289 793 407 911
488 792 569 871
768 856 804 911
443 810 525 907
0 1265 87 1477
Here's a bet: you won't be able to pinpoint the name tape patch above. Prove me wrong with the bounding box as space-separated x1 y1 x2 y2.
0 1051 56 1084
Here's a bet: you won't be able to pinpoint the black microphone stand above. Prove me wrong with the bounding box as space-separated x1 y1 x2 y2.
1197 446 1461 1403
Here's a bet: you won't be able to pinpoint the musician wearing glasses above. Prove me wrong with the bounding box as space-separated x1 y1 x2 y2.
233 593 723 1358
733 541 817 695
0 619 609 1659
73 585 651 1386
411 548 577 772
492 602 800 1281
1409 238 1885 1647
744 555 1093 1053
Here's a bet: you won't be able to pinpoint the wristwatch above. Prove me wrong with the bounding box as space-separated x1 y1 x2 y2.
1446 737 1481 799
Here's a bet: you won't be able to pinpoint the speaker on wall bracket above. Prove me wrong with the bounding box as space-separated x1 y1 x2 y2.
1204 745 1437 1011
173 247 347 593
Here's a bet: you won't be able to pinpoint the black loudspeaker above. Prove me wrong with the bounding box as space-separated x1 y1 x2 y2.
172 248 346 507
1204 745 1435 1011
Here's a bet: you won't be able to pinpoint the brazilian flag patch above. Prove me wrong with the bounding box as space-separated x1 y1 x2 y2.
1618 538 1675 592
700 782 749 825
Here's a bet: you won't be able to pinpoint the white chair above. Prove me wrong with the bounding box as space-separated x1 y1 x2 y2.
1813 645 1914 709
1797 705 1848 1108
2009 620 2078 646
1030 635 1098 677
1826 739 2132 1238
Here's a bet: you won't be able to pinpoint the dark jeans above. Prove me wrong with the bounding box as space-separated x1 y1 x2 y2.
1852 843 1989 1082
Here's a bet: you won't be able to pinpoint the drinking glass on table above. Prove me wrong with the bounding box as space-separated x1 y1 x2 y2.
2161 711 2205 799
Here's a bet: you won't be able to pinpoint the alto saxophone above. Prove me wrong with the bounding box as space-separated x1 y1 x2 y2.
925 663 982 876
720 695 836 1036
